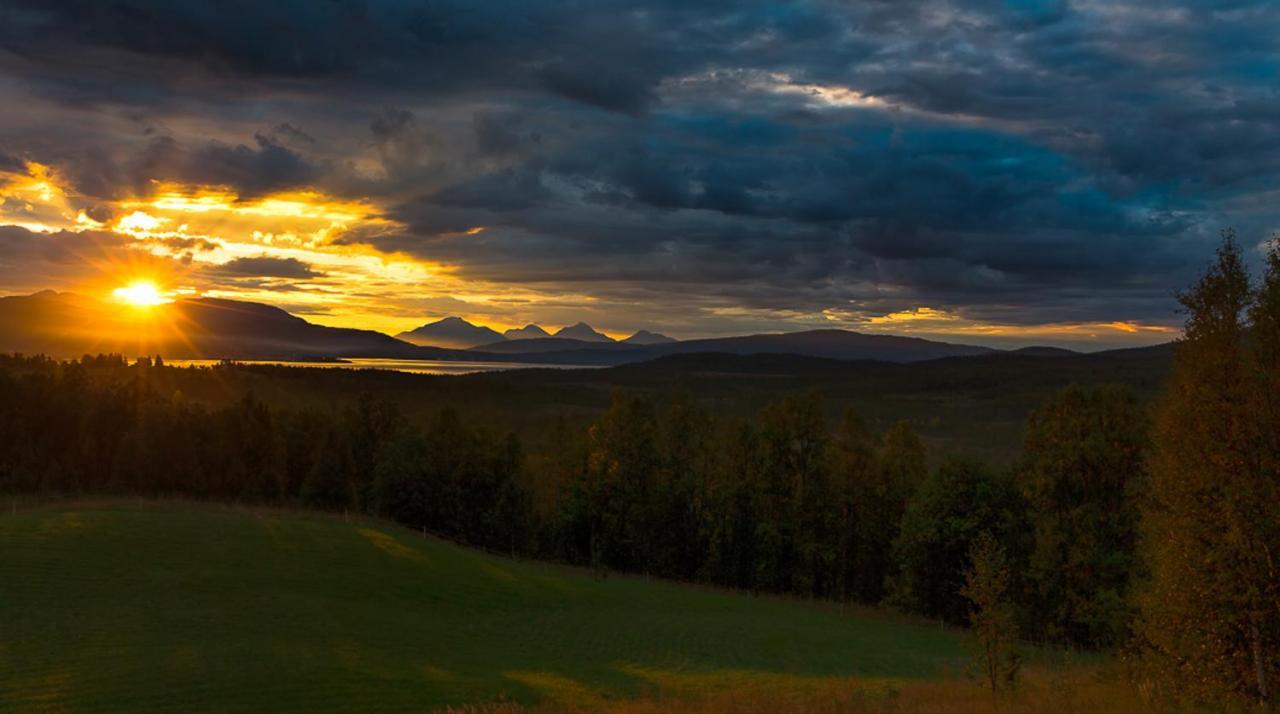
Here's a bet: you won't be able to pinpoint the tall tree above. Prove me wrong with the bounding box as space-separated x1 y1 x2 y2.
651 396 712 580
889 456 1026 624
829 409 877 603
1019 385 1147 648
701 420 763 590
962 531 1022 708
1247 239 1280 710
1138 232 1279 706
860 420 925 603
583 393 660 574
755 392 832 596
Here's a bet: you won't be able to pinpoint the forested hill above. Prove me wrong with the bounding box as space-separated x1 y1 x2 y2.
0 341 1173 466
0 345 1163 651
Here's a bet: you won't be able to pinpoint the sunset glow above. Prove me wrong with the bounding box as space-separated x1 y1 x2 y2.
1 7 1275 713
5 0 1262 349
113 280 169 307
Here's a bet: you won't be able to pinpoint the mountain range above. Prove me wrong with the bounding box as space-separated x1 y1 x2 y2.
0 290 1114 365
396 317 504 349
504 324 550 340
399 316 662 349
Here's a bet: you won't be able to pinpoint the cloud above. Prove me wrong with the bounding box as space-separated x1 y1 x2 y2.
2 0 1279 343
209 256 325 280
61 134 327 201
0 225 181 293
0 149 24 173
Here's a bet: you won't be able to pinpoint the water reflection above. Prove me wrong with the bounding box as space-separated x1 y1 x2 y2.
164 358 598 375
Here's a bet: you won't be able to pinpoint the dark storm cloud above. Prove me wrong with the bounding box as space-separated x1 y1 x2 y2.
0 149 25 172
0 225 127 266
0 0 762 111
209 256 326 280
62 134 327 200
3 0 1280 335
0 225 180 291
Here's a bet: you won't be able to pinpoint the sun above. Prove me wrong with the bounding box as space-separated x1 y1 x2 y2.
113 280 170 307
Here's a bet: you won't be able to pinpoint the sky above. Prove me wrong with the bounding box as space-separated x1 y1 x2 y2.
0 0 1277 349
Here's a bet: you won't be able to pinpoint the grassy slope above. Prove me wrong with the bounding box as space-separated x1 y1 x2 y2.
0 503 971 713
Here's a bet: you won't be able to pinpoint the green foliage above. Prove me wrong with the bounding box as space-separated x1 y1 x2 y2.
1138 231 1280 707
961 532 1023 705
1019 385 1147 648
0 356 530 555
830 410 878 603
699 420 764 589
0 345 1177 662
889 457 1026 624
552 390 927 603
829 416 922 604
755 391 833 595
579 392 662 573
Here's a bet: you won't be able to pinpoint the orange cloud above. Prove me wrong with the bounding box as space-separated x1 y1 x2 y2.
843 305 1177 342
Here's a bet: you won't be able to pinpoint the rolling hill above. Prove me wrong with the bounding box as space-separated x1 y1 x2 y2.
623 329 677 345
0 290 1156 368
649 329 998 361
491 328 1004 364
0 503 971 712
0 291 437 360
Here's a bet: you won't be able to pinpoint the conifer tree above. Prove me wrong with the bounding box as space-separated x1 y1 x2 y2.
1139 231 1279 706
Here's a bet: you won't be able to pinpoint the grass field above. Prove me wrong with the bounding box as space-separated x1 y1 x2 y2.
0 502 992 712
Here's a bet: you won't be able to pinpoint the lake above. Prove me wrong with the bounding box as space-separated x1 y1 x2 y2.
165 358 599 375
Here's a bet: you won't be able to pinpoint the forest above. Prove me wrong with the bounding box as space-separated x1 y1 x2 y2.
1 234 1277 708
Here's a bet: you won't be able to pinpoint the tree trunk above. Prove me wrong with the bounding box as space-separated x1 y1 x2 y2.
1251 617 1272 711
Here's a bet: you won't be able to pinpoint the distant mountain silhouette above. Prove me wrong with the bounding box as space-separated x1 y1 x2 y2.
646 329 998 362
413 324 985 364
397 317 504 349
553 322 614 342
504 324 550 340
623 330 677 345
0 290 1157 366
471 337 637 354
0 291 435 360
491 329 998 364
1010 346 1079 357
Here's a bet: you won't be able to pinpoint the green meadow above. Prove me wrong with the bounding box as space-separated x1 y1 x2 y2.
0 503 973 712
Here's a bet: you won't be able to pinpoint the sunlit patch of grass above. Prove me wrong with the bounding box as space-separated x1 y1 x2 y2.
613 664 904 702
504 671 604 707
423 664 458 681
0 671 74 713
458 666 1161 714
32 510 96 541
479 560 518 583
356 526 430 563
1 502 977 712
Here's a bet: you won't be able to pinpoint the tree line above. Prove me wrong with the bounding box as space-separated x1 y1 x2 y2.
0 349 1138 644
0 232 1275 707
